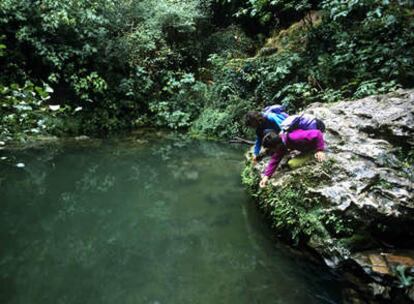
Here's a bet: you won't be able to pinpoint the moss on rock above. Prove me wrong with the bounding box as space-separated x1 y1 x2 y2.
242 90 414 302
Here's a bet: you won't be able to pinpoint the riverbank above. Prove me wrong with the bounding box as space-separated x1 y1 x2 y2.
242 90 414 303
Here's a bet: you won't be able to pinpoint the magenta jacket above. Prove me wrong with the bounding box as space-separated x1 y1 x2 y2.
263 129 325 177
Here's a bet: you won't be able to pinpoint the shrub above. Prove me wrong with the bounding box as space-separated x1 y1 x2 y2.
0 82 74 141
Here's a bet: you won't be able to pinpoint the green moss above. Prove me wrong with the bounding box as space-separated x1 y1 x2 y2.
243 162 327 245
321 213 354 237
374 178 394 190
395 148 414 181
243 159 354 250
285 160 336 189
337 233 377 252
241 163 259 195
264 181 335 244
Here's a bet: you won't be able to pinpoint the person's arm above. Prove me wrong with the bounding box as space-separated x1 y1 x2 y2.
302 130 325 161
312 130 326 161
253 136 262 157
313 130 325 151
263 148 285 177
259 148 286 188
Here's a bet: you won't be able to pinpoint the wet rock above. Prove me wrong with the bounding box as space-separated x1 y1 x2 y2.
34 135 59 142
75 135 90 141
352 251 414 279
369 282 391 299
243 90 414 303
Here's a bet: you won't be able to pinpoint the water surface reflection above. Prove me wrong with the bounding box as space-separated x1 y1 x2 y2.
0 135 342 303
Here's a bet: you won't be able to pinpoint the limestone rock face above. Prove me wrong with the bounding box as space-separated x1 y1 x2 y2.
306 90 413 220
243 90 414 302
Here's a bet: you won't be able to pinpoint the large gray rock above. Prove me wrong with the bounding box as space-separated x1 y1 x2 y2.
243 89 414 303
306 90 413 220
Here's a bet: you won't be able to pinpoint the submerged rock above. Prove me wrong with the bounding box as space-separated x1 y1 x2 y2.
16 162 25 168
242 90 414 303
75 135 90 141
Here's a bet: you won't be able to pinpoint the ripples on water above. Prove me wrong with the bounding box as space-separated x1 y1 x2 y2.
0 134 342 304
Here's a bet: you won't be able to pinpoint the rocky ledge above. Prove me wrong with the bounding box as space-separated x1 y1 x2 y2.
242 90 414 303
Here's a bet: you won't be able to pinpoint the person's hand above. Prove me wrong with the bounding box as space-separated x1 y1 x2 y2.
259 176 269 188
252 155 258 165
314 151 326 162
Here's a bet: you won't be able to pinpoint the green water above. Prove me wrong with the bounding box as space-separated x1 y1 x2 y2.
0 134 342 304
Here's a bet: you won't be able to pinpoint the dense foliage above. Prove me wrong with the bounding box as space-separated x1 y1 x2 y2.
1 0 413 141
0 0 213 139
192 0 414 137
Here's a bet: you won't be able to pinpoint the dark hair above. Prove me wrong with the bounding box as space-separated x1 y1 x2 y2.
263 131 283 149
245 111 265 128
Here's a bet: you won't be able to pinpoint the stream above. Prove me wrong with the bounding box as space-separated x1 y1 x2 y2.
0 133 343 303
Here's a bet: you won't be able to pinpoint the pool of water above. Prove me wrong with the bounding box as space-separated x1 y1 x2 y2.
0 133 342 304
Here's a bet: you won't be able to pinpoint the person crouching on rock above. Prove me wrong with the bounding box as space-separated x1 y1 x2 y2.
245 109 288 164
259 129 326 188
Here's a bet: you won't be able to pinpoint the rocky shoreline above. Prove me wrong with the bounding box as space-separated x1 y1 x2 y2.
242 90 414 303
